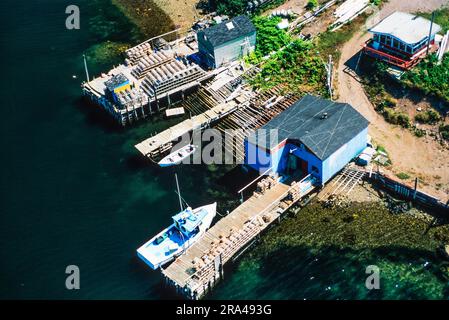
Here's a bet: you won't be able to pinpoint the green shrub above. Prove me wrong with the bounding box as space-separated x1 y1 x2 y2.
214 0 247 16
440 125 449 141
306 0 318 10
212 0 287 16
250 39 326 94
415 109 441 124
383 108 410 128
252 16 292 57
413 128 426 138
402 54 449 104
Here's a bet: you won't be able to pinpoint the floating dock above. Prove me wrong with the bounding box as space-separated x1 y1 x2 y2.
162 174 317 300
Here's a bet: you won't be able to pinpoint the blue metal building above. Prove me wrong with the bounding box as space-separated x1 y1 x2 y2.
197 15 256 69
244 95 370 185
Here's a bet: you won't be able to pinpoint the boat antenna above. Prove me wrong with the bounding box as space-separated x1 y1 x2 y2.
175 173 183 211
83 53 90 82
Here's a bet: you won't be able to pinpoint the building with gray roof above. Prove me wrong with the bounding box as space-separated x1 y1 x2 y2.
197 15 256 69
245 95 370 184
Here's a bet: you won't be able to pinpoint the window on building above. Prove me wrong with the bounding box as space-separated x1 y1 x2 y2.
392 38 399 49
399 42 405 52
386 36 391 46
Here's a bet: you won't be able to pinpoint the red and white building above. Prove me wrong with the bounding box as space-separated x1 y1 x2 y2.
363 12 442 70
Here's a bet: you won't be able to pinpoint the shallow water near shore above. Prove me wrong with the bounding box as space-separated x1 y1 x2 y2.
0 0 448 299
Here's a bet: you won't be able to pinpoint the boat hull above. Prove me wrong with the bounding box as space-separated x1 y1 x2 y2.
158 145 197 167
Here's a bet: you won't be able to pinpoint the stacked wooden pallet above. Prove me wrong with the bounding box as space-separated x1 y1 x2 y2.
131 51 174 79
141 62 205 98
125 42 153 65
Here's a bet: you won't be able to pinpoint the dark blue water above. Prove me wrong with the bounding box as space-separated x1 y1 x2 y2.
1 0 448 300
0 0 230 299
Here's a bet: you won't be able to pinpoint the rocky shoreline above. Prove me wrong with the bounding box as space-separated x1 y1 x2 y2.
213 182 449 299
112 0 203 39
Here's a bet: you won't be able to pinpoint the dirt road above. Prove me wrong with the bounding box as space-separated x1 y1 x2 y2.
336 0 449 201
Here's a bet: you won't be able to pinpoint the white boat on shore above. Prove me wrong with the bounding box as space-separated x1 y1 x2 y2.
158 144 197 167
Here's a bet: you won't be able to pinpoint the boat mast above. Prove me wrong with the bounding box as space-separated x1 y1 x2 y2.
175 173 183 211
83 53 90 82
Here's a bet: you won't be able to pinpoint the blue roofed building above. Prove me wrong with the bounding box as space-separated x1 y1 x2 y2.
197 15 256 69
244 95 370 185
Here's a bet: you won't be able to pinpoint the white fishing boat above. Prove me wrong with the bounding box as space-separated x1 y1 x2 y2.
137 174 216 270
137 203 217 270
158 144 197 167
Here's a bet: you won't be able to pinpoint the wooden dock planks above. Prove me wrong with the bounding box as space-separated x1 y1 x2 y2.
135 99 242 158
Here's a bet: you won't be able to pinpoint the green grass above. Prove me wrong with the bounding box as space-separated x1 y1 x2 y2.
248 39 327 95
396 172 411 180
314 13 367 62
376 145 387 154
418 7 449 32
211 0 287 17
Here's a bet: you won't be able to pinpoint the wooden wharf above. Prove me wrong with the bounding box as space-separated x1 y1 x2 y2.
162 174 317 299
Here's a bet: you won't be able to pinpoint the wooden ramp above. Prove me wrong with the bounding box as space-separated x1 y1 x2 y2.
319 167 366 201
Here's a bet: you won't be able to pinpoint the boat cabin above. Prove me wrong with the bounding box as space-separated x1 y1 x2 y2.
172 207 206 236
363 12 442 69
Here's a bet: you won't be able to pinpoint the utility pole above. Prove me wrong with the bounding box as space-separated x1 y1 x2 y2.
426 11 435 56
325 55 333 100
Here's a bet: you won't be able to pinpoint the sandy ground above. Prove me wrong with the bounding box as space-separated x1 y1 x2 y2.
265 0 310 15
336 0 449 201
153 0 204 32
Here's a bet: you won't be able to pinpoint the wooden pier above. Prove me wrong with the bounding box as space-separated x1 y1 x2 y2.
135 83 299 161
134 90 252 159
162 174 317 300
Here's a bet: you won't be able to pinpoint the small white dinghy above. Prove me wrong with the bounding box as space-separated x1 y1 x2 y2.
158 144 197 167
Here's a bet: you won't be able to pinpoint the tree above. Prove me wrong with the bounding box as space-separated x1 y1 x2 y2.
306 0 318 10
